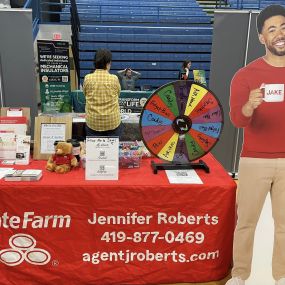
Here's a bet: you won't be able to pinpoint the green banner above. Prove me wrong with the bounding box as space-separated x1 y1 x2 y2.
70 90 153 113
119 91 153 113
37 40 71 113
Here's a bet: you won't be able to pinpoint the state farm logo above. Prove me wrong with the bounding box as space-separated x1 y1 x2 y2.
0 233 51 266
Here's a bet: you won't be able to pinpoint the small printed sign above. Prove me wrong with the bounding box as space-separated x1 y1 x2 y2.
85 137 119 180
166 169 203 184
40 123 66 154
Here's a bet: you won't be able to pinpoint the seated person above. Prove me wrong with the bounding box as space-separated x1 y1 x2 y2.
83 49 121 137
179 60 192 80
117 68 141 91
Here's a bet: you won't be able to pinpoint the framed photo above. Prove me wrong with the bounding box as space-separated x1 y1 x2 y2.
33 116 72 160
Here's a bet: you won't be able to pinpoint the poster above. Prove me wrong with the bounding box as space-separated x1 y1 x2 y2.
193 70 207 86
37 40 71 113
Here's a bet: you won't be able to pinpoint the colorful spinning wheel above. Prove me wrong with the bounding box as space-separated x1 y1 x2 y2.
139 80 223 164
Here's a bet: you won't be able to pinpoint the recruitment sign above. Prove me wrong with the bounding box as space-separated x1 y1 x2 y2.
37 40 71 113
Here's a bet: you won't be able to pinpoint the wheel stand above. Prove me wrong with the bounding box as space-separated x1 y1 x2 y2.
151 160 210 174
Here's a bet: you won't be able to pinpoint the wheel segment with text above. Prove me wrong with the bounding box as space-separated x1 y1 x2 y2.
139 80 224 163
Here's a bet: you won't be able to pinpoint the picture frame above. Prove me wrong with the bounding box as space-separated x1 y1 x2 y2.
33 115 72 160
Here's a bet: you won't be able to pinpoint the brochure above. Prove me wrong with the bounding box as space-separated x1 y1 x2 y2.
0 133 17 160
4 169 42 181
15 135 31 165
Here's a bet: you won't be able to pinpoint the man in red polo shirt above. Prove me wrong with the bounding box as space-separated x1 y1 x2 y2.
226 4 285 285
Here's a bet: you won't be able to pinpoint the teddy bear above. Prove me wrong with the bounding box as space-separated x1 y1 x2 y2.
46 141 78 174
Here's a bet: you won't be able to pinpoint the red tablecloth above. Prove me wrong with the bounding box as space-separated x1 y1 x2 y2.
0 154 236 285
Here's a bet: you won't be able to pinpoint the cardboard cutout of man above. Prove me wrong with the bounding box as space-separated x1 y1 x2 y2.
226 5 285 285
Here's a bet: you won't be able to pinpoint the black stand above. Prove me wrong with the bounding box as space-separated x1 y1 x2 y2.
151 160 210 174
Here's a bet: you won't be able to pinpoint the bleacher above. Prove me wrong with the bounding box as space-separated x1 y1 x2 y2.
70 0 213 89
62 1 210 24
227 0 285 9
37 0 285 90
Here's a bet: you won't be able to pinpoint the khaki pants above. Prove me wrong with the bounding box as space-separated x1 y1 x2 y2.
232 157 285 280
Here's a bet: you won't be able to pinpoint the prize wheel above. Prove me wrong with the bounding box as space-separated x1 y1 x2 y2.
139 80 224 164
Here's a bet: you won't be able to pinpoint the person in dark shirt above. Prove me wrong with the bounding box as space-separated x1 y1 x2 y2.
117 68 141 91
179 60 192 80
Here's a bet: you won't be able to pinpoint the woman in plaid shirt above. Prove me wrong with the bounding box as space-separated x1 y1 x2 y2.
83 49 122 137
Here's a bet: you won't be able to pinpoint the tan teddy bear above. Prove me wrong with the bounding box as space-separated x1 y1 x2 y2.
46 142 78 174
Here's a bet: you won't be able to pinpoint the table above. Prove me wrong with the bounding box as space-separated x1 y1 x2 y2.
0 154 236 285
71 113 142 141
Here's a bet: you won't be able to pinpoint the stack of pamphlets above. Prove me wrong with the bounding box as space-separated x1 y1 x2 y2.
4 169 42 181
